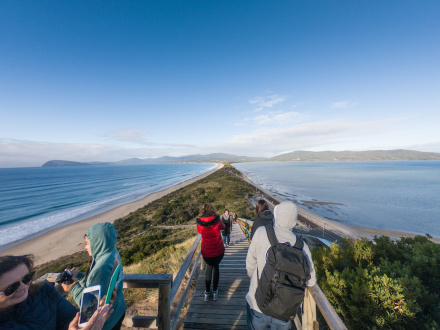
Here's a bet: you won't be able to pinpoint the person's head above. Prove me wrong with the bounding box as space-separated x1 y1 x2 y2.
224 209 229 216
0 255 35 311
84 222 117 259
273 201 298 229
255 200 269 216
199 204 218 218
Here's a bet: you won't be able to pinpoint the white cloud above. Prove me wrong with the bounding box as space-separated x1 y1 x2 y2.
212 118 402 156
249 94 287 111
0 139 196 168
104 129 150 145
237 111 304 127
332 101 357 109
103 129 195 148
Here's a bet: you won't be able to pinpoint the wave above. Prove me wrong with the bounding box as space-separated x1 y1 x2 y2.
0 163 217 248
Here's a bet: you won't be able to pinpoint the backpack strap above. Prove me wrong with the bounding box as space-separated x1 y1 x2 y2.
265 224 279 247
293 236 304 250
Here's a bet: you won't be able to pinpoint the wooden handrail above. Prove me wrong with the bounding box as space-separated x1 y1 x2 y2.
170 234 201 303
236 217 348 330
169 234 201 329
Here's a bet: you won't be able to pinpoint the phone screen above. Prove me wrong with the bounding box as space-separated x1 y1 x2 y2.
79 288 100 326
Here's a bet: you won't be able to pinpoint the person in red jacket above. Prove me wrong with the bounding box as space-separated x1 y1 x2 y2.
196 204 225 302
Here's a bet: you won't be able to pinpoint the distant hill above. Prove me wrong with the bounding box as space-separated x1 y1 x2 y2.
41 150 440 167
268 150 440 162
42 153 265 167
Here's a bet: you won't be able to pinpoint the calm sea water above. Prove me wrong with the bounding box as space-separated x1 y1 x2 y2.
0 163 216 249
234 161 440 238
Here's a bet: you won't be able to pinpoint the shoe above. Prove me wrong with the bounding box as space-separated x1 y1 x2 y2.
212 290 218 301
204 291 210 301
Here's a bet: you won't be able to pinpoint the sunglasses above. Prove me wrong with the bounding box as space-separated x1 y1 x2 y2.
0 271 35 297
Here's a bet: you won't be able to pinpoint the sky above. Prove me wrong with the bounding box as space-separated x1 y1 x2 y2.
1 1 440 168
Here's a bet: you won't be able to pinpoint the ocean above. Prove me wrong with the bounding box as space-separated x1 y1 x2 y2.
0 163 216 249
234 161 440 238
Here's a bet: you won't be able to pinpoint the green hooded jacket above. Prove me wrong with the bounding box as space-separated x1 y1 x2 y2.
70 222 126 330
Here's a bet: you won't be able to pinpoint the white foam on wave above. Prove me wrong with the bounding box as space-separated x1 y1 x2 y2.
0 164 217 248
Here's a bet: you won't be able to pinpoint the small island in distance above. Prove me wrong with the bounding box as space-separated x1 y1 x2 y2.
42 149 440 167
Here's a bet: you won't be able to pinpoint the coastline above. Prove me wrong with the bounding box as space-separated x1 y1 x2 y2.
0 164 222 265
233 165 440 244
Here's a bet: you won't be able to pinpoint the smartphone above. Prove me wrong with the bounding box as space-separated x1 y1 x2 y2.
105 264 120 304
79 285 101 328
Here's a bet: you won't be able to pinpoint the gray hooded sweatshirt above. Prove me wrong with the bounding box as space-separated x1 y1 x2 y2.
246 201 316 313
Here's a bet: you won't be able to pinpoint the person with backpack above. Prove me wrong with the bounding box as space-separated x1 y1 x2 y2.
245 201 316 329
220 209 237 247
250 199 274 239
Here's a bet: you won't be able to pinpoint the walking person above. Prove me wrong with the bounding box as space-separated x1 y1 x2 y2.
250 199 274 240
246 201 316 329
196 204 225 301
61 222 126 330
220 209 237 247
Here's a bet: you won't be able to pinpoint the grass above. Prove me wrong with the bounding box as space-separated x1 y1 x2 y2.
35 164 256 308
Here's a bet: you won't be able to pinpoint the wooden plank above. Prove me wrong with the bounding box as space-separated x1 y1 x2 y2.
123 274 173 289
184 223 250 329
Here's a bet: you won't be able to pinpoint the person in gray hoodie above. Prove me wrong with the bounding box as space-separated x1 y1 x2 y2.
246 201 316 329
250 199 274 239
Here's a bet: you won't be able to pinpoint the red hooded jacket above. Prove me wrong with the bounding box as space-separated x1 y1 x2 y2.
197 215 225 258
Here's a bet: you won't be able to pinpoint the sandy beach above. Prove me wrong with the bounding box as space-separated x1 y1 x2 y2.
1 164 222 265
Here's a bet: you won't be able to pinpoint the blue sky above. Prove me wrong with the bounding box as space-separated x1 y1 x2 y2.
1 1 439 167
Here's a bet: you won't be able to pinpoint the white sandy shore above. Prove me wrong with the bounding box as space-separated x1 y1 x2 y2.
1 164 222 266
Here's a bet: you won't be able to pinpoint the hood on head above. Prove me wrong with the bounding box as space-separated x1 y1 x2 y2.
86 222 117 259
273 201 298 230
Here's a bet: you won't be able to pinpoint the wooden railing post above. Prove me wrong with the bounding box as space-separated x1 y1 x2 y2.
303 287 318 329
158 281 171 330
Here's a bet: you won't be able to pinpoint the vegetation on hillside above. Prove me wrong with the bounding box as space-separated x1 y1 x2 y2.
113 164 255 264
312 235 440 329
37 164 255 275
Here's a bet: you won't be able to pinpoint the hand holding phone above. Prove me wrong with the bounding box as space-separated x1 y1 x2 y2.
79 285 101 328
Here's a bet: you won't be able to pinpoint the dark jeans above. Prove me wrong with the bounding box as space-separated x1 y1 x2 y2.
203 253 224 292
222 232 231 245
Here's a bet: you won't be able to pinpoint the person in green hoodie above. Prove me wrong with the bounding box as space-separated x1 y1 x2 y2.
62 222 126 330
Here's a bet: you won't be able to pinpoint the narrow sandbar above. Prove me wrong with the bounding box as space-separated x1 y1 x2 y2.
1 164 222 265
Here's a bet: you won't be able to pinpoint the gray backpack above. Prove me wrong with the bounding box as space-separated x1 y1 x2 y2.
255 224 311 321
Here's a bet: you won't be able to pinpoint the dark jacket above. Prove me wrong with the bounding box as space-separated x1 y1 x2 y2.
70 222 126 330
220 214 237 235
197 216 225 258
250 210 274 239
0 282 78 330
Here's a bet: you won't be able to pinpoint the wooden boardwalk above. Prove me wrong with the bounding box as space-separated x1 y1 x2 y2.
184 223 250 329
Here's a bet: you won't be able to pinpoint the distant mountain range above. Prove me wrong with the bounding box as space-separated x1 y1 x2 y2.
41 150 440 167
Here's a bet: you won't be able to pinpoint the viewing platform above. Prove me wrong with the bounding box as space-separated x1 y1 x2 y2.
184 223 249 329
44 220 347 329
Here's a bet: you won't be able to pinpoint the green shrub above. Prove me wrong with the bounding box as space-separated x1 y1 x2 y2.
313 236 440 329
